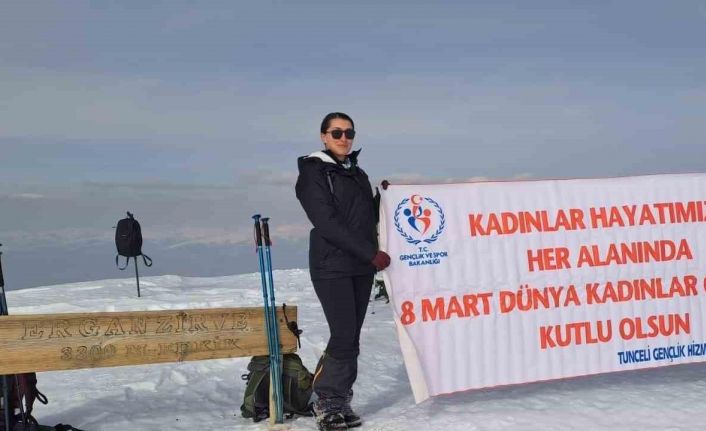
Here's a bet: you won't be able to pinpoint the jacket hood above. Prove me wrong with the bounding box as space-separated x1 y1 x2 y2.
297 149 362 171
306 150 338 164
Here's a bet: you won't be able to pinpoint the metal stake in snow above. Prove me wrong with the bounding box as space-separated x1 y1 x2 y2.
0 243 10 431
134 255 140 298
0 244 6 314
252 215 284 424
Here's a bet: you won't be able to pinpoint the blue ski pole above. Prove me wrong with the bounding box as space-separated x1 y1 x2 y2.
261 218 284 423
252 215 283 423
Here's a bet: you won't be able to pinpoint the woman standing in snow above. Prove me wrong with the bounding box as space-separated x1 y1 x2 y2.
295 112 391 430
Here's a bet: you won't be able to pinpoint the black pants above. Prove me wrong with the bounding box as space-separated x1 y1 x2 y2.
312 274 374 404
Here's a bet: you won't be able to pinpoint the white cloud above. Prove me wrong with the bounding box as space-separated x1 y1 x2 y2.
374 172 533 186
0 192 46 200
238 170 299 187
0 67 291 143
81 181 236 191
0 228 113 248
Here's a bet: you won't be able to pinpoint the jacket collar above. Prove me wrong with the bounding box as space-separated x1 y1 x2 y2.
306 150 338 164
307 149 362 167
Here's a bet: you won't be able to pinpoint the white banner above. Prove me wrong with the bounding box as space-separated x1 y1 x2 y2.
379 173 706 403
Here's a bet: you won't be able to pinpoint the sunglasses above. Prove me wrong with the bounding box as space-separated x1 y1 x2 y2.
326 128 356 140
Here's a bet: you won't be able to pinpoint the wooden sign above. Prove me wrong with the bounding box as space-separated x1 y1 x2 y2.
0 306 297 374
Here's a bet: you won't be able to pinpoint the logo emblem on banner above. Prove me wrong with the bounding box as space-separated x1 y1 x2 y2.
394 195 445 245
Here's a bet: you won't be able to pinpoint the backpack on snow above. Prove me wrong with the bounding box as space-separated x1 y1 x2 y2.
115 212 152 270
240 354 314 422
374 278 389 303
0 373 83 431
1 372 48 430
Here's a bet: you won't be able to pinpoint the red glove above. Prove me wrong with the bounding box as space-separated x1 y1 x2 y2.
371 251 391 271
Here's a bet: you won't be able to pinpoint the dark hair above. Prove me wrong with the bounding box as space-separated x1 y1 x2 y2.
320 112 354 134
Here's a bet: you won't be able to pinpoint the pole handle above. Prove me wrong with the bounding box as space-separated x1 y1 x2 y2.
261 217 272 247
252 214 263 247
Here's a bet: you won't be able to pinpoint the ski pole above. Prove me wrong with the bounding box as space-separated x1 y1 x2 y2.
253 215 281 424
261 217 284 423
252 215 275 359
13 376 28 427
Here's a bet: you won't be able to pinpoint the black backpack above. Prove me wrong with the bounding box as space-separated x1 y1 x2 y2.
240 354 314 422
0 373 84 431
115 212 152 270
1 372 48 430
374 279 389 303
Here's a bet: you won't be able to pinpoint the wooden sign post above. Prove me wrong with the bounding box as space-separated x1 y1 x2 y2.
0 306 297 374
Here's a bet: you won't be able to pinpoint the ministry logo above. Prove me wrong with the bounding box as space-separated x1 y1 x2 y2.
394 194 446 245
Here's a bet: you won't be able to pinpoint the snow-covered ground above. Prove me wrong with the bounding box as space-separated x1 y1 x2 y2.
5 269 706 430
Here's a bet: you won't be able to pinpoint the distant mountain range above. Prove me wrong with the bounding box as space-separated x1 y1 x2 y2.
1 238 308 290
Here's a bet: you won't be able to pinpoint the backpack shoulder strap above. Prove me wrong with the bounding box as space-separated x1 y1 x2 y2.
35 389 48 405
54 424 87 431
241 363 270 421
282 304 302 348
141 254 153 267
116 255 130 270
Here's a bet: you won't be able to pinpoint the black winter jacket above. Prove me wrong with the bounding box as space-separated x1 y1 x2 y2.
295 149 378 280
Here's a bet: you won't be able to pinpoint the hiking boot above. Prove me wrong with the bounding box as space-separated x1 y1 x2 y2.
315 411 348 431
314 398 348 430
342 390 362 427
341 407 361 428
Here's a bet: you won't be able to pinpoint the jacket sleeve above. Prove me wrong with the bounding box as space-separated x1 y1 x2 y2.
296 163 377 263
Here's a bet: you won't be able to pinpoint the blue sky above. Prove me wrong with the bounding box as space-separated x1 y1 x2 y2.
1 1 705 288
